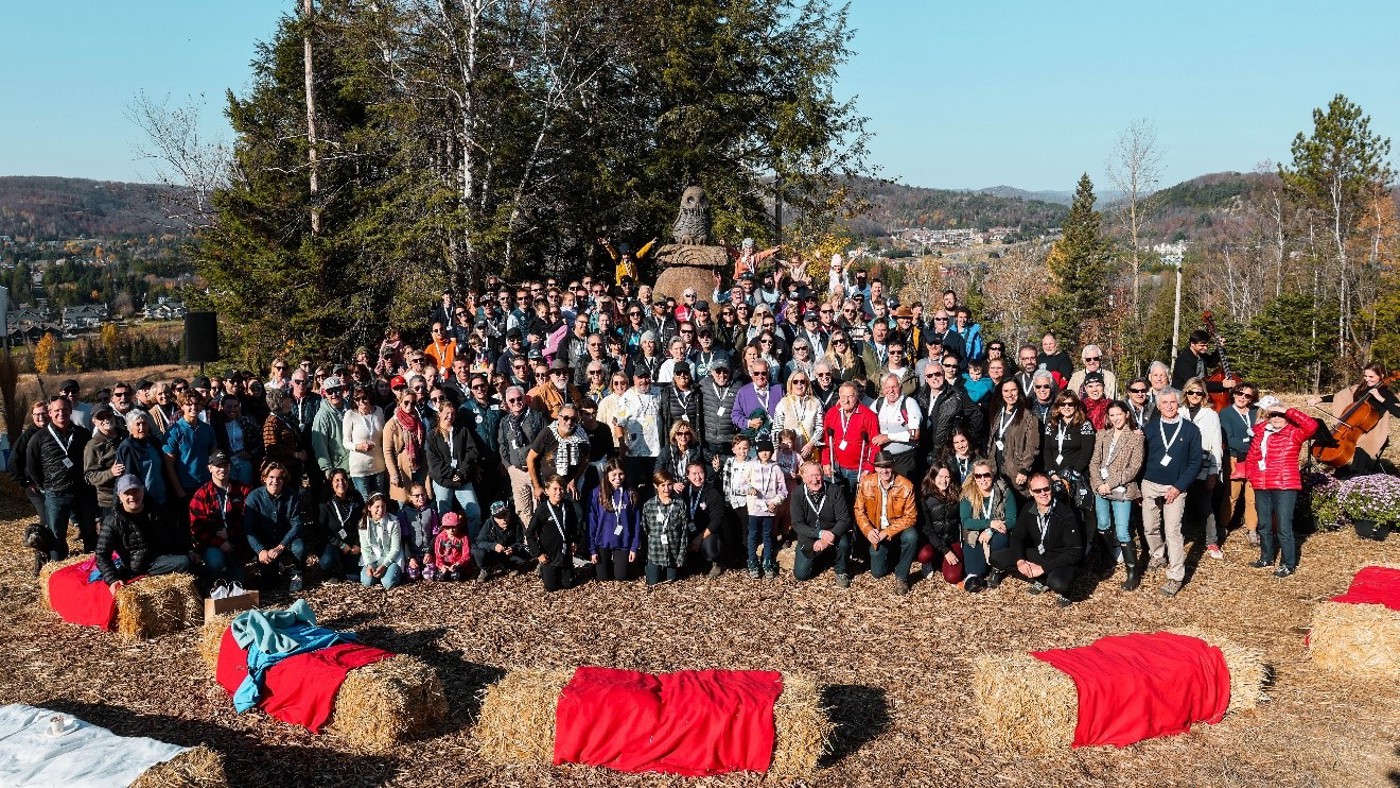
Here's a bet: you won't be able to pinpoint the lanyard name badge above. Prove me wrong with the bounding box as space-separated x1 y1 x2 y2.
838 409 852 451
996 410 1013 452
333 499 352 540
548 503 566 542
714 383 728 417
446 429 457 468
613 491 627 536
1036 508 1050 554
49 425 75 468
1055 425 1068 466
1101 431 1122 480
1158 419 1183 467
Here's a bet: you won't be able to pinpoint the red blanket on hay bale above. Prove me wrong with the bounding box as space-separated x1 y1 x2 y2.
1330 565 1400 610
46 557 122 630
1033 632 1231 748
553 666 784 776
214 628 393 733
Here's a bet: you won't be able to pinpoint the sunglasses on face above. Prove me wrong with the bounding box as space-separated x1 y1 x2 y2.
1129 388 1147 394
506 397 523 403
1186 390 1205 396
942 362 959 369
1031 487 1053 495
1033 384 1051 390
974 472 993 479
559 415 575 422
1083 356 1101 362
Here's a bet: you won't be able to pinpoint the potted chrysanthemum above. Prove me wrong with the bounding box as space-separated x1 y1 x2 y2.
1338 474 1400 541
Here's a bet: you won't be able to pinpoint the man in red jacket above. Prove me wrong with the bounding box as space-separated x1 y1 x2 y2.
822 382 879 489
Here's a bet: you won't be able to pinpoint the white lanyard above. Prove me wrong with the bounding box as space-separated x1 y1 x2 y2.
547 503 566 542
755 386 770 412
805 488 826 516
332 497 353 535
445 428 456 466
980 496 992 521
957 456 969 479
840 408 853 439
997 409 1015 439
48 425 74 454
1056 424 1068 458
1158 418 1184 454
1259 424 1283 467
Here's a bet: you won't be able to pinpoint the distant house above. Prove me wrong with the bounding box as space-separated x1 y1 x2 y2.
61 304 107 331
142 297 187 321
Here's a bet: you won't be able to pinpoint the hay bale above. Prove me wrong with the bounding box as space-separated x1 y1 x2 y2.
769 672 833 776
1309 601 1400 680
199 615 237 673
1168 628 1268 711
972 652 1078 754
473 668 829 775
330 654 447 753
972 630 1267 754
38 558 199 640
36 555 89 610
475 668 573 765
198 614 445 752
129 745 228 788
114 572 202 640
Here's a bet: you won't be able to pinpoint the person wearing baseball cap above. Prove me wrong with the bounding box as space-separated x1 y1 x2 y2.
471 500 532 580
189 450 252 583
94 474 192 590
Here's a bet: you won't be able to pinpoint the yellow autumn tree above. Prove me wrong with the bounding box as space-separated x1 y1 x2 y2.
34 333 58 375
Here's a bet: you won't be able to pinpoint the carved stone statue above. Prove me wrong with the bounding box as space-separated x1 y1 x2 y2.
671 186 711 246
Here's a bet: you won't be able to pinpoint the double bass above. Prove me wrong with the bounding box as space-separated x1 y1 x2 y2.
1201 311 1235 412
1312 371 1400 468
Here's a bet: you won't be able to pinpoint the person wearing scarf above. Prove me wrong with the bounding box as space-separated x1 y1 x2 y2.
384 390 428 505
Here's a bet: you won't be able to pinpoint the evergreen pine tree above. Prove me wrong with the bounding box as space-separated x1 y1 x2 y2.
1034 174 1112 346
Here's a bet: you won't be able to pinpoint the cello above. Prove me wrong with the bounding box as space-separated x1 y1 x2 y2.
1201 311 1234 412
1311 370 1400 468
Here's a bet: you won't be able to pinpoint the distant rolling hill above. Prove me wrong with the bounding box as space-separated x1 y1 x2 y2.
845 176 1070 237
0 176 184 241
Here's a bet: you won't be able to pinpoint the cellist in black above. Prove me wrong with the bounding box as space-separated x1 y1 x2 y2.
1308 363 1400 474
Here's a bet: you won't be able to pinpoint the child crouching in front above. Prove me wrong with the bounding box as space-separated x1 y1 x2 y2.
360 493 402 588
432 512 471 581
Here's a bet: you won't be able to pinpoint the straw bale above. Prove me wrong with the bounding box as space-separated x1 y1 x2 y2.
129 745 229 788
972 651 1077 754
973 630 1266 754
473 668 828 775
1168 628 1268 711
114 572 202 640
474 668 572 765
199 615 237 673
1309 600 1400 680
769 672 833 776
199 614 444 751
36 555 89 610
328 654 447 753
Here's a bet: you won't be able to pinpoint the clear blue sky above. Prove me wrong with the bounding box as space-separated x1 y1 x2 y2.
2 1 1397 193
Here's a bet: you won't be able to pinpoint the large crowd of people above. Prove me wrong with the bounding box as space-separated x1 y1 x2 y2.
13 251 1395 606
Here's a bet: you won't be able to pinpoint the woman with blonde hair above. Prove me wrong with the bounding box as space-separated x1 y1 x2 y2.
382 388 427 506
773 369 822 461
822 330 865 384
958 458 1017 592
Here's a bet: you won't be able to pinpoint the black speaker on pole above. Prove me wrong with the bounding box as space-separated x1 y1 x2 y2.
184 312 220 364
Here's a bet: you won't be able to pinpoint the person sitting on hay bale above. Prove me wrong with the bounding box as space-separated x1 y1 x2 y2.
96 475 194 590
473 501 533 580
987 471 1086 608
526 475 581 592
789 461 853 587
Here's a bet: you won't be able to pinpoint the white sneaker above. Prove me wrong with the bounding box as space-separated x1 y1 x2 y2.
1206 545 1223 560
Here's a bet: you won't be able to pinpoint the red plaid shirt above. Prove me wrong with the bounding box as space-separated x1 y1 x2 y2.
189 479 251 550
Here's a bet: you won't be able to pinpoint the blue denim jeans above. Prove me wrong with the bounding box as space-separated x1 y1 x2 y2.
43 490 96 560
203 546 246 582
352 472 388 501
645 562 680 585
1094 495 1133 543
432 480 482 541
793 531 852 581
361 562 403 588
1255 489 1298 569
869 527 920 582
962 527 1009 580
747 515 776 571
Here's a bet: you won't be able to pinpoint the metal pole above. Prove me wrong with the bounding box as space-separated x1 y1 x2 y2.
1170 260 1183 361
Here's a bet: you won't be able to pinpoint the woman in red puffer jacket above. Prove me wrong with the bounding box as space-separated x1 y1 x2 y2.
1243 396 1314 578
